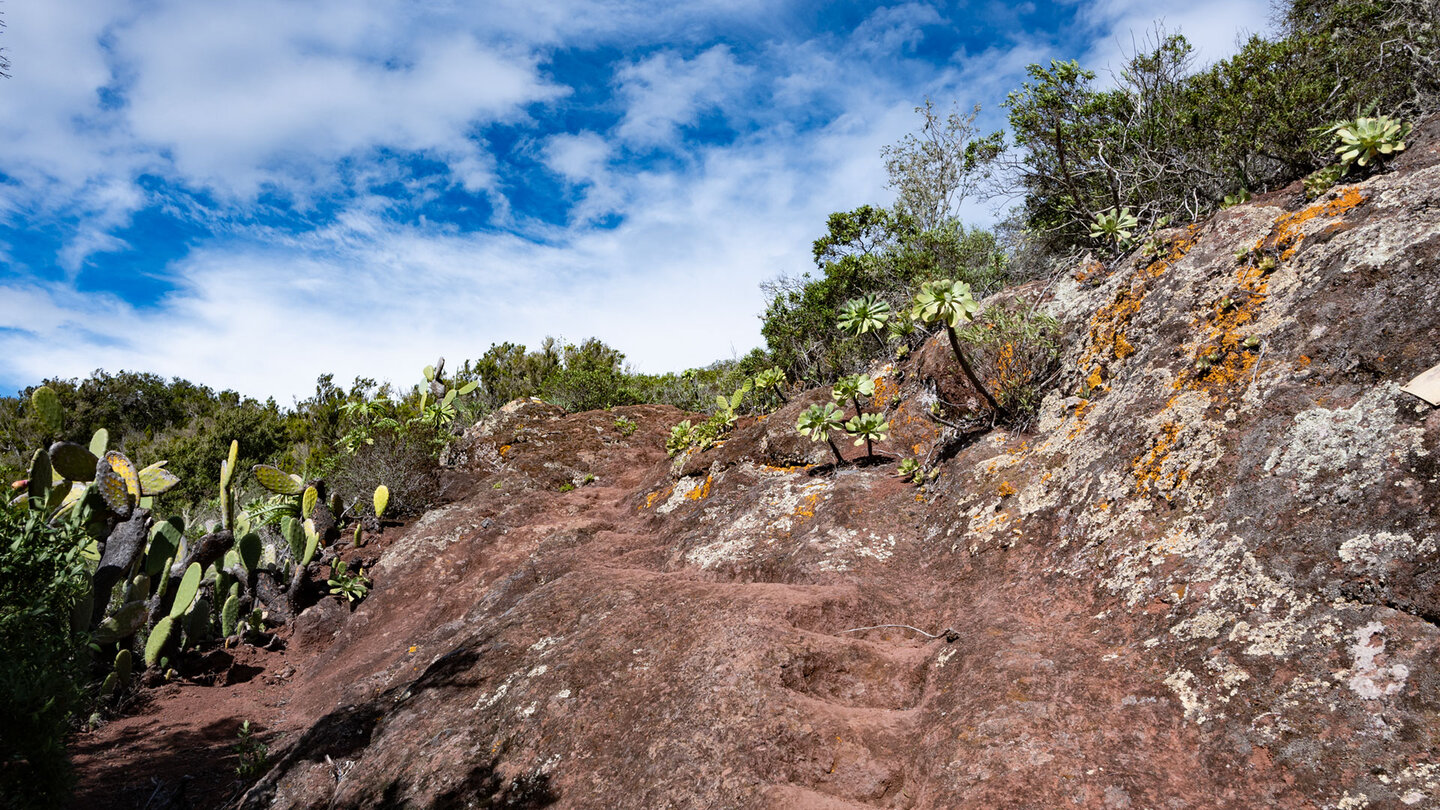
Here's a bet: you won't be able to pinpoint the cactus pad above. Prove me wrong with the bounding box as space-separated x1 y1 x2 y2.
115 649 133 686
145 616 174 667
48 442 98 481
105 451 141 499
88 428 108 457
302 485 318 519
170 562 202 619
91 601 149 644
221 591 241 637
26 450 52 511
302 519 319 566
238 532 262 573
138 461 180 496
253 464 304 496
373 484 390 519
94 460 131 517
30 385 63 435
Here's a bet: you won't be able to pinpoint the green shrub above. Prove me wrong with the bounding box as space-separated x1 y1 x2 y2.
0 509 91 809
955 299 1061 424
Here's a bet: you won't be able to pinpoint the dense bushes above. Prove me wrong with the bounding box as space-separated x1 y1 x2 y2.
0 510 90 810
995 0 1439 255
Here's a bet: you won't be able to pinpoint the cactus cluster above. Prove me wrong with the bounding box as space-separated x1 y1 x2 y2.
7 391 387 698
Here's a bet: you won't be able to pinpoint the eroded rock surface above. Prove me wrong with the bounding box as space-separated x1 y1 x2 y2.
197 121 1440 809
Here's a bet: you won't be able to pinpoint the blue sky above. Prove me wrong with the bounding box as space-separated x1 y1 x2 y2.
0 0 1273 401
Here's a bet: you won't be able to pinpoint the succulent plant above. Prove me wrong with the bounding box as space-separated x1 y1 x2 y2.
1089 207 1139 246
753 367 787 405
832 373 876 419
796 403 848 466
897 457 922 484
1303 164 1345 199
666 420 696 456
1221 189 1251 209
844 412 891 459
838 295 894 354
1330 115 1410 170
910 279 1004 417
327 559 371 604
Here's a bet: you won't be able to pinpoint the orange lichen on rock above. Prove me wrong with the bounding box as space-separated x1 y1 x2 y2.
1078 227 1199 397
1073 258 1105 284
1263 186 1366 261
1132 422 1188 497
871 374 898 408
997 481 1017 497
642 485 673 510
684 475 713 501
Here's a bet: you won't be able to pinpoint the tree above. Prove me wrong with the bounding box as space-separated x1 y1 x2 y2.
881 100 1003 231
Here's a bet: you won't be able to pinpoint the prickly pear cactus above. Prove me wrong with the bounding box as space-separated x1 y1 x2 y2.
169 562 202 620
30 385 62 436
144 616 174 667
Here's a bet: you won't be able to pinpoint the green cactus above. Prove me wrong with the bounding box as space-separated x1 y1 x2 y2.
221 587 242 637
185 598 212 645
237 532 262 573
26 449 53 513
145 616 175 667
88 427 109 457
49 442 98 481
281 516 305 562
30 385 63 437
147 519 183 576
301 485 318 520
170 562 203 620
302 519 319 567
252 465 304 496
115 649 133 687
373 485 390 519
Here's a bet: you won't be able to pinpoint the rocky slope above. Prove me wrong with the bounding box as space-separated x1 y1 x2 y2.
79 117 1440 809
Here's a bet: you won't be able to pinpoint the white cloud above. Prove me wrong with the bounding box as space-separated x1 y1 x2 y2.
614 45 752 147
114 1 566 199
1068 0 1275 74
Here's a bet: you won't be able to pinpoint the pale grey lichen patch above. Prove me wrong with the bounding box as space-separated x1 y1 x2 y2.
681 475 833 569
1262 384 1426 500
376 501 484 576
812 528 897 572
1344 622 1410 699
1338 531 1435 575
1163 668 1207 723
